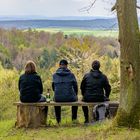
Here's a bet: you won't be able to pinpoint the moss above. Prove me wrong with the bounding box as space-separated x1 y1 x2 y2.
113 104 140 128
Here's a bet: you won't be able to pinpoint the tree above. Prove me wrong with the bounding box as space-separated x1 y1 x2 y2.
85 0 140 127
114 0 140 128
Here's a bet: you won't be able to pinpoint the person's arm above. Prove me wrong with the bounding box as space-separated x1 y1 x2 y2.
80 75 86 96
72 74 78 95
52 74 55 91
103 75 111 98
52 82 54 91
38 76 43 94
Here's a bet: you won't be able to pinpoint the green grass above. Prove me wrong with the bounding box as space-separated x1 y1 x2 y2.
35 28 118 37
0 119 140 140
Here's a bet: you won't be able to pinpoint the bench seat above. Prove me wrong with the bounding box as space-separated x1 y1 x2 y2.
14 101 119 106
14 101 119 128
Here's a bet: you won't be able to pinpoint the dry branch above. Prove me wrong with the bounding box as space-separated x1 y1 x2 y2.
79 0 97 12
111 3 117 11
136 5 140 9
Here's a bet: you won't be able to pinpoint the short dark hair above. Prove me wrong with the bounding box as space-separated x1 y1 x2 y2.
92 60 100 70
59 59 68 65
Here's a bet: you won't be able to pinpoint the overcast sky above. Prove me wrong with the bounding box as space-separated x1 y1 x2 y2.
0 0 117 17
0 0 139 17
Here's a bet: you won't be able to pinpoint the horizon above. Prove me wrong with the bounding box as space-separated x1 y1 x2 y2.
0 15 117 21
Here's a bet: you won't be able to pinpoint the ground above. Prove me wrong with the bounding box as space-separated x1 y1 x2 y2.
0 119 140 140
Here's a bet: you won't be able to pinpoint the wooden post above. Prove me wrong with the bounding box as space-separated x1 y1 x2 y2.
89 105 94 123
15 105 47 128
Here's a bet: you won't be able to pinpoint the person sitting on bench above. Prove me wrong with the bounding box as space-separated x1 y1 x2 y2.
18 60 46 103
52 59 78 124
80 60 111 123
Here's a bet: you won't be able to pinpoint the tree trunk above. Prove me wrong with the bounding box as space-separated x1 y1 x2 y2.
15 105 48 128
114 0 140 128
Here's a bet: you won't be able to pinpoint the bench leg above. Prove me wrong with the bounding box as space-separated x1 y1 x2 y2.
15 105 47 128
89 105 94 123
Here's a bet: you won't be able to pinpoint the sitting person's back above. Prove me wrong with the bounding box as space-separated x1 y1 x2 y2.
52 60 78 102
18 60 46 103
52 67 78 102
81 60 111 123
52 59 78 123
81 60 111 102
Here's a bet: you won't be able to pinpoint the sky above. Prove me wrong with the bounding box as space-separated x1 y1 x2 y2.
0 0 117 17
0 0 140 18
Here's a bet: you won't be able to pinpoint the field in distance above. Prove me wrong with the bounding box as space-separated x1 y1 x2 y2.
36 28 118 37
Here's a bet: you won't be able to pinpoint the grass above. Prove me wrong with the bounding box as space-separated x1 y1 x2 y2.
0 119 140 140
35 28 118 37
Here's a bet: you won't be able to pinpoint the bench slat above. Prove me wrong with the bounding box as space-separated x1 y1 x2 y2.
14 101 119 106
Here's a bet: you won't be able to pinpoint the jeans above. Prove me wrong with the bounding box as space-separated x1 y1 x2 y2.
54 106 78 123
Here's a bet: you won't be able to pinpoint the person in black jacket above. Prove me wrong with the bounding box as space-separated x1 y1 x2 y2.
52 59 78 123
18 60 46 103
81 60 111 123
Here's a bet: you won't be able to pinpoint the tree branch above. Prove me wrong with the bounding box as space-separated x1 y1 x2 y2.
136 0 140 9
136 5 140 9
79 0 97 12
111 3 117 11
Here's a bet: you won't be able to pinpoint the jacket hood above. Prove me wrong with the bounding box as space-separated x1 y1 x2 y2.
90 69 102 78
56 68 71 76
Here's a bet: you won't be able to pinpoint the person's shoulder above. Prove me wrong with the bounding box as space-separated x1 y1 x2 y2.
70 72 75 77
19 73 25 79
53 68 59 76
100 71 108 79
85 72 91 77
68 72 75 80
52 72 57 77
33 72 41 79
82 72 90 79
52 72 59 80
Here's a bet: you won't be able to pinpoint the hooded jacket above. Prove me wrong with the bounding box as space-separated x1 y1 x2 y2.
80 70 111 102
18 72 43 103
52 67 78 102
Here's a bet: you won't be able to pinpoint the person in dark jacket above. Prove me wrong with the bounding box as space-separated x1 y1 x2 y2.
81 60 111 123
18 60 46 103
52 59 78 123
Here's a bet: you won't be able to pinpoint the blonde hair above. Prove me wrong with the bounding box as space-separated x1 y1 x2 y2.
25 60 36 74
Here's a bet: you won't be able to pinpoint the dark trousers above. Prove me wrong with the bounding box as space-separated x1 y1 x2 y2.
82 106 89 121
54 106 78 123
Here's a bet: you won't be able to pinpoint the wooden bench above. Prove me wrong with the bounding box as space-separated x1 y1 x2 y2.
13 101 119 128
